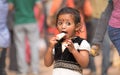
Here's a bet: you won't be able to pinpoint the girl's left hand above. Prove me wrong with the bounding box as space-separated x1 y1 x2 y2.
66 40 76 53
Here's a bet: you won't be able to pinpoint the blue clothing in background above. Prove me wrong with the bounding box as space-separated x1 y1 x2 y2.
0 0 10 48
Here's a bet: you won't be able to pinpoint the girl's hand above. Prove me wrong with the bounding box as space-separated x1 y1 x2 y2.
66 40 76 53
48 36 58 49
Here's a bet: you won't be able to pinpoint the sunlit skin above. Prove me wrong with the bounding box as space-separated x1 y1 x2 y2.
56 14 78 40
44 13 89 68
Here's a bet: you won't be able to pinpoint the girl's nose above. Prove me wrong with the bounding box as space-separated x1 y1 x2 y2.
62 23 66 28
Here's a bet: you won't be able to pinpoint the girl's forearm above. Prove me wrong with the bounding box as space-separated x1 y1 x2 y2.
71 50 89 68
44 47 54 67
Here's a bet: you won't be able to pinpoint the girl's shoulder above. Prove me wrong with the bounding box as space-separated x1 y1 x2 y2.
71 36 84 45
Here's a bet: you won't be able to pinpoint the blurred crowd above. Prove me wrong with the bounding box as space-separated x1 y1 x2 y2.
0 0 120 75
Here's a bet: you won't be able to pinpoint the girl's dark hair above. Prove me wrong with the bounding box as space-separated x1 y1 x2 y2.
56 7 81 25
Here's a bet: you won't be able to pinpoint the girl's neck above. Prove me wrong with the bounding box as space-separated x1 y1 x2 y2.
62 36 75 42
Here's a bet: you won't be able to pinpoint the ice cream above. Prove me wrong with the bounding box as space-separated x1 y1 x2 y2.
56 33 66 41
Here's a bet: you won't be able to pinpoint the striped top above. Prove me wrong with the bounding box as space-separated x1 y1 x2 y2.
109 0 120 28
0 0 10 48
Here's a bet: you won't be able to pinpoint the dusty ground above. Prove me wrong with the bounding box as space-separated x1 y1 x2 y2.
6 49 120 75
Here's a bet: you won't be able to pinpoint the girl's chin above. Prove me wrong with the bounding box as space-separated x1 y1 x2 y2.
64 36 70 40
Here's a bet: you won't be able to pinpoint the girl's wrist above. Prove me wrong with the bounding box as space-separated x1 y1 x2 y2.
71 49 77 54
48 45 54 49
48 47 53 54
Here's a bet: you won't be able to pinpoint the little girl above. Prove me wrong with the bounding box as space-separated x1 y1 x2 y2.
44 7 90 75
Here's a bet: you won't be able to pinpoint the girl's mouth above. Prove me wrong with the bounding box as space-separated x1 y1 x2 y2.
61 31 67 34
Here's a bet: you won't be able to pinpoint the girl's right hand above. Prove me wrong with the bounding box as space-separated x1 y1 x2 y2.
48 36 58 48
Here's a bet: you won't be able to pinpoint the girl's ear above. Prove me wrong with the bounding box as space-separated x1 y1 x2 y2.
75 23 82 32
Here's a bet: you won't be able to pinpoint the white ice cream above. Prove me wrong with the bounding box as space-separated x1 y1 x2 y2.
56 33 66 40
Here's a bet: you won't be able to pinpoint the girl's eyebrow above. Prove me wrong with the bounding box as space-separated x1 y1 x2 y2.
58 19 64 21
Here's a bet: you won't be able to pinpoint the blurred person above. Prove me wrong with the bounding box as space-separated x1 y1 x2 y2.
108 0 120 55
8 0 43 75
90 0 113 56
7 10 18 72
44 7 90 75
90 0 113 75
0 0 10 75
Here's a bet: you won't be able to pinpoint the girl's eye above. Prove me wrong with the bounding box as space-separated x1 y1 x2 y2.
57 21 62 25
66 22 71 26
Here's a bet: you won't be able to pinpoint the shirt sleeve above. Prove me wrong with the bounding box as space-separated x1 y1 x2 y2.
79 40 91 52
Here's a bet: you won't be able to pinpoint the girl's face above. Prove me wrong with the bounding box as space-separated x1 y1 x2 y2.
56 14 79 39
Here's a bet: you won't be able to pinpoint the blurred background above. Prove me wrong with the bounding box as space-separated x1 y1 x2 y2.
3 0 120 75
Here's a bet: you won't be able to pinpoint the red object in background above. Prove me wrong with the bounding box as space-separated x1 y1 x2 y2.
34 6 45 33
47 27 59 36
26 38 31 64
